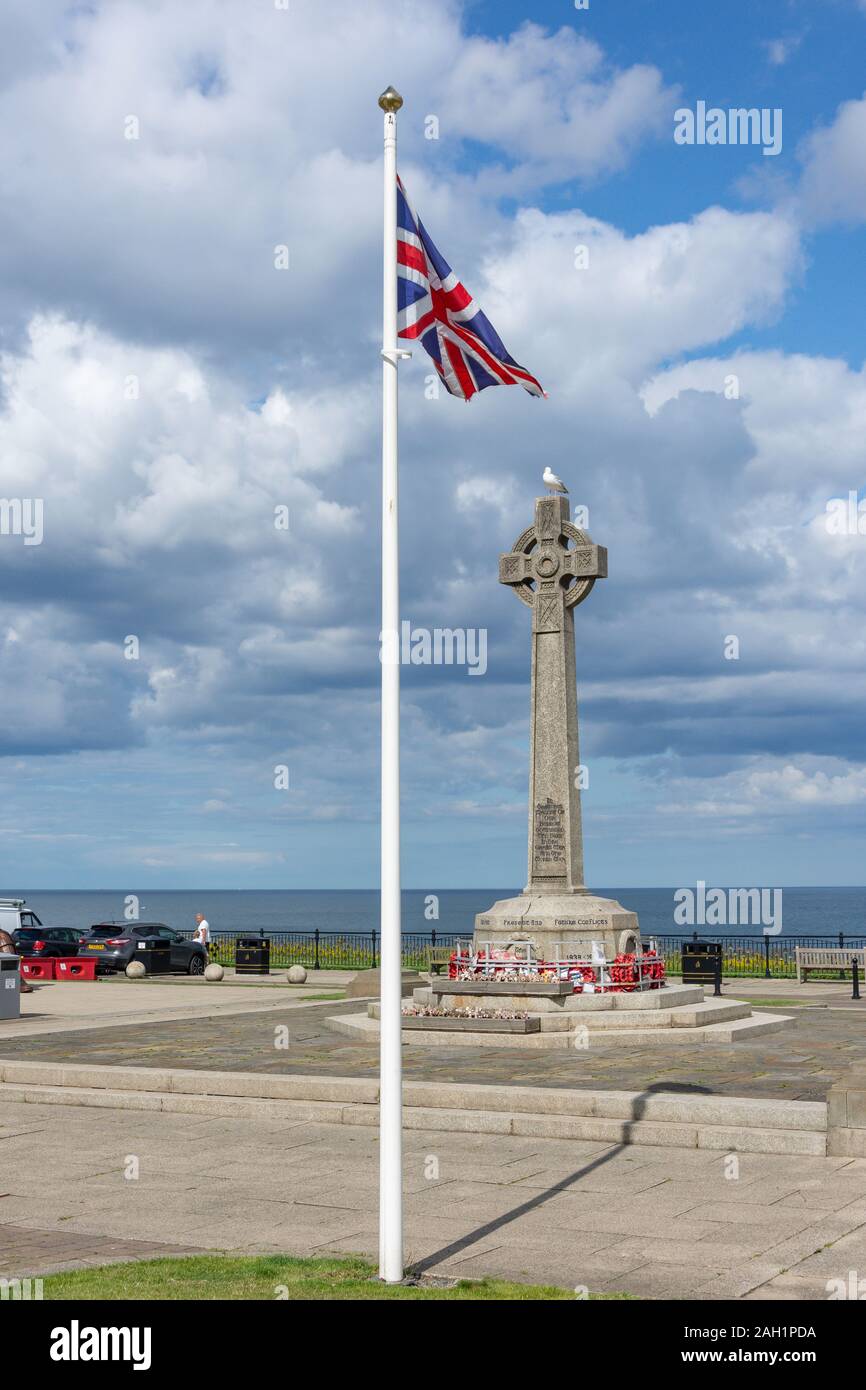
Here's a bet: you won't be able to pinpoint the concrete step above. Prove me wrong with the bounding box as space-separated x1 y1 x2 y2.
0 1057 824 1132
0 1084 827 1156
568 1012 793 1045
401 1081 826 1132
538 1000 752 1031
418 984 708 1014
341 1008 793 1046
0 1061 827 1155
352 1106 825 1155
669 999 753 1028
699 1012 793 1042
578 984 706 1011
0 1078 828 1156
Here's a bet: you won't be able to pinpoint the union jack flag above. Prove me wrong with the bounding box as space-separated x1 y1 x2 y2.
396 175 545 403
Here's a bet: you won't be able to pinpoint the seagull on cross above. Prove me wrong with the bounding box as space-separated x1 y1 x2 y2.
542 466 568 495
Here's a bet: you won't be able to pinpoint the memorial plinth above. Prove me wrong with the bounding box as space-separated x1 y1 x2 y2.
475 494 640 960
331 492 795 1047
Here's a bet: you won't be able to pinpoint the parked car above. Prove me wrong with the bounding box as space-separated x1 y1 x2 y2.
0 899 43 935
12 927 83 959
78 922 207 975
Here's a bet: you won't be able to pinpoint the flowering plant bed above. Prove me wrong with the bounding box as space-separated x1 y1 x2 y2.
439 977 573 996
404 1005 530 1019
447 944 666 994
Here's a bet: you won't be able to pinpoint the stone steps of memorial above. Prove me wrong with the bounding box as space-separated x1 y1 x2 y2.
417 982 708 1012
356 1004 793 1045
535 999 753 1031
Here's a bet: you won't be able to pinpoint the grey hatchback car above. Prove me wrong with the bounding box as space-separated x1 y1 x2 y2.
79 922 207 975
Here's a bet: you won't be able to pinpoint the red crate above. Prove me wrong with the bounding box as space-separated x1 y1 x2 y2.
54 957 98 981
21 958 54 980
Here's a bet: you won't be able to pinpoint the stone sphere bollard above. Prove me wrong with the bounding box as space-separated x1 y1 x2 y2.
204 963 224 982
287 965 308 984
125 960 146 979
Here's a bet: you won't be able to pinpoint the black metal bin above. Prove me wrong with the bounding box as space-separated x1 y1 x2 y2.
133 936 172 975
236 936 271 976
681 939 722 984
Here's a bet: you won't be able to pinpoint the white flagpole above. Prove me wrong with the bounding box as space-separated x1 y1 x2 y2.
378 83 405 1285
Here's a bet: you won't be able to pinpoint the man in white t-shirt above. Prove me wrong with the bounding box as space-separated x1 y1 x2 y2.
194 913 211 957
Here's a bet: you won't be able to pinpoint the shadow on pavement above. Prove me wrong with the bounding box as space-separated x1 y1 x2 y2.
410 1081 711 1276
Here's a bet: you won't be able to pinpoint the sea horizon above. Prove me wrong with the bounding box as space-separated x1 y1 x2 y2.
5 886 865 940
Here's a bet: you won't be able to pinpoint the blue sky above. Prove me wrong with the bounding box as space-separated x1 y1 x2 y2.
470 0 866 364
0 0 865 891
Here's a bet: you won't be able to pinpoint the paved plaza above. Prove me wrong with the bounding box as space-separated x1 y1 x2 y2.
2 981 865 1298
2 987 865 1102
2 1097 866 1299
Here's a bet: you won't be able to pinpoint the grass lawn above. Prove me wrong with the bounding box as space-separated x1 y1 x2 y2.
746 998 825 1008
43 1254 629 1301
286 991 345 1001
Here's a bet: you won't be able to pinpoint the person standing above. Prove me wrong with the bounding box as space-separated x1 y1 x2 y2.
193 912 211 959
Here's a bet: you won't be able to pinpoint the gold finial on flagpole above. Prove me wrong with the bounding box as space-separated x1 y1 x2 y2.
378 86 403 112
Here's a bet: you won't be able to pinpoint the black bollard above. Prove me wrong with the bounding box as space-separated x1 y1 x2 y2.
853 957 861 1002
713 953 722 997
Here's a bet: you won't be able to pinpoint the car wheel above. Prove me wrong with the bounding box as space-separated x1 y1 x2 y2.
188 954 205 976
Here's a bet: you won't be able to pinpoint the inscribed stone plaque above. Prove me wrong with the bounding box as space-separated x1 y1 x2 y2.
533 797 566 873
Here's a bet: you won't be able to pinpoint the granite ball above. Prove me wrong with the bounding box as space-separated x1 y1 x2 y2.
204 963 225 982
125 960 146 979
287 965 308 984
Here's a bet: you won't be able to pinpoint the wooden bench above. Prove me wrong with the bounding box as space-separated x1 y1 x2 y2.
427 946 454 976
795 946 866 983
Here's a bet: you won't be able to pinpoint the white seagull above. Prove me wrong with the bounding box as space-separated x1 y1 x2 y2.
542 466 568 495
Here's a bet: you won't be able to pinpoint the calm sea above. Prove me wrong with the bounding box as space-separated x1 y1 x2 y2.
2 888 865 939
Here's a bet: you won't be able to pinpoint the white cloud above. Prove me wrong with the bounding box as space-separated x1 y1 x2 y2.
641 350 866 491
0 313 363 562
0 1 674 359
764 36 801 67
444 24 674 190
745 763 866 806
798 92 866 225
455 476 517 516
480 206 800 387
661 758 866 822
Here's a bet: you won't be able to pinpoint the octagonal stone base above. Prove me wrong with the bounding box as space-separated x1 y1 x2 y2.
474 892 641 961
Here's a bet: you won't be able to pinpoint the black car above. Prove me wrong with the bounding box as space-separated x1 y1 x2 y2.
78 922 207 975
12 927 83 958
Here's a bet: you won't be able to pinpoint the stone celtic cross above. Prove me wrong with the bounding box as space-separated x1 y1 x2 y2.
499 494 607 894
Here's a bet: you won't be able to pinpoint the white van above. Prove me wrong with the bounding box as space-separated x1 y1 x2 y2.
0 899 43 935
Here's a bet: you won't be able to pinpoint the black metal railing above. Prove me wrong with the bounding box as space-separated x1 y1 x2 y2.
657 931 866 979
184 929 866 979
